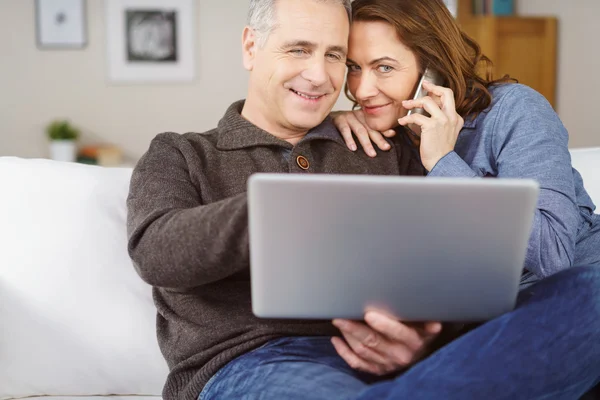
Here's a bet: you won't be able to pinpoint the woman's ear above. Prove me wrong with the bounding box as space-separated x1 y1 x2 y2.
242 26 258 71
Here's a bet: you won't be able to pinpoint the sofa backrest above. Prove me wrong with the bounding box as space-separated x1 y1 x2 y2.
0 148 598 399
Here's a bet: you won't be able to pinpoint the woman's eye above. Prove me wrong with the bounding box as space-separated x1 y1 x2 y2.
347 64 361 72
378 65 393 73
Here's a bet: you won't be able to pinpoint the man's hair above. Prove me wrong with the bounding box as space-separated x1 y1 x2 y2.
248 0 352 47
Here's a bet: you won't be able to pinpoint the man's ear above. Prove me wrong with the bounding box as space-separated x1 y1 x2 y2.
242 26 258 71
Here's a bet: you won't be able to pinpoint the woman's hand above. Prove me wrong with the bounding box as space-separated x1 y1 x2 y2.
398 81 464 171
331 310 442 376
331 110 397 158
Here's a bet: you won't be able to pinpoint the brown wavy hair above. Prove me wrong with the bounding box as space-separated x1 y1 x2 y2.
345 0 516 118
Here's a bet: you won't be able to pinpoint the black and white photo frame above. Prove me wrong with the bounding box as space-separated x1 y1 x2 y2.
35 0 87 49
106 0 195 83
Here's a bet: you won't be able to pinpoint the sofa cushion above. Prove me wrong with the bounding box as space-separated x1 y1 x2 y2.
0 158 167 400
570 147 600 205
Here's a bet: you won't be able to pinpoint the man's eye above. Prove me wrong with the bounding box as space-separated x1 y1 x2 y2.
378 65 393 73
326 53 342 61
290 49 307 56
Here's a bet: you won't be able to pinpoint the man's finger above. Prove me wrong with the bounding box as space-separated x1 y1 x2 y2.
340 329 392 367
364 311 423 351
335 319 411 368
424 321 443 336
331 337 387 375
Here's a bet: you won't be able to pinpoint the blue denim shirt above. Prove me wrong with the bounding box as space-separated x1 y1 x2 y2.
428 83 600 278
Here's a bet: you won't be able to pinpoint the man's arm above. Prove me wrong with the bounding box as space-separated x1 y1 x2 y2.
127 133 249 289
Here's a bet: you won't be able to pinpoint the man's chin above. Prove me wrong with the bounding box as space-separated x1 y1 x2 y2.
287 112 329 131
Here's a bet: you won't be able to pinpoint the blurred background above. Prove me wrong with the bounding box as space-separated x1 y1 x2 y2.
0 0 598 166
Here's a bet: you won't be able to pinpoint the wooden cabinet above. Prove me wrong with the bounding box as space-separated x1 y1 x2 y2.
456 0 558 108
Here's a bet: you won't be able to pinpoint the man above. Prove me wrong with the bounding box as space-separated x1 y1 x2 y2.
127 0 600 399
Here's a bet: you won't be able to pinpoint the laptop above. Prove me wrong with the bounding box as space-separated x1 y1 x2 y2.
247 174 539 322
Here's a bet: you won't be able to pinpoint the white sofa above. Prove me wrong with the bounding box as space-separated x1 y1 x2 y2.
1 148 599 400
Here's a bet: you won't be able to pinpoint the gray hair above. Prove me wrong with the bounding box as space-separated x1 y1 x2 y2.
247 0 352 47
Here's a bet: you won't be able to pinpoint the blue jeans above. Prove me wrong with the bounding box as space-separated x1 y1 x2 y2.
199 266 600 400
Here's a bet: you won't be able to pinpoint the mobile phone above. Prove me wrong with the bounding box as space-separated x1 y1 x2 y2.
406 67 443 136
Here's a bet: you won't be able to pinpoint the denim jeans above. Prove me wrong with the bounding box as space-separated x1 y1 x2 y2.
199 266 600 400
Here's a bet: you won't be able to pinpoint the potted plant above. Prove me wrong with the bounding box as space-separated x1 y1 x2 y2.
46 120 80 162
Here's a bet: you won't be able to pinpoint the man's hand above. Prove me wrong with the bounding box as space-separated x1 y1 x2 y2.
331 310 442 376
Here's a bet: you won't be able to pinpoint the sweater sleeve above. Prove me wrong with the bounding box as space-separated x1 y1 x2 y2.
489 85 580 278
126 134 250 289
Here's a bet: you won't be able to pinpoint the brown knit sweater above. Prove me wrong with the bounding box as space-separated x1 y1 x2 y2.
126 100 425 400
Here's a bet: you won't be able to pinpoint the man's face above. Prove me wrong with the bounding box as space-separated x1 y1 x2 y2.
243 0 349 134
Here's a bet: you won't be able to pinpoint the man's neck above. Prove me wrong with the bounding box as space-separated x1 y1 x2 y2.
241 99 308 146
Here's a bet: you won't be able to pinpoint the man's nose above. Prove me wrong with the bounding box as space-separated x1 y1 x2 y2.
355 73 378 100
301 58 328 87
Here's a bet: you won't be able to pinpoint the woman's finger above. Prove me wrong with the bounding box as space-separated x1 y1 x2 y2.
398 112 430 129
403 97 446 121
339 122 357 152
369 130 391 152
422 81 457 118
427 92 443 109
343 111 376 157
356 133 378 157
332 113 358 151
353 110 390 152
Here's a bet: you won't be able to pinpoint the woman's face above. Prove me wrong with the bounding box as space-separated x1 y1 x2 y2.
346 21 421 132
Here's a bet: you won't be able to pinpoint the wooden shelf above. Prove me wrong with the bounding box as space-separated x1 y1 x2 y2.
456 0 558 108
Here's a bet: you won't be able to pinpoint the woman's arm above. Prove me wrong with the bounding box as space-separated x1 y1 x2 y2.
487 85 580 278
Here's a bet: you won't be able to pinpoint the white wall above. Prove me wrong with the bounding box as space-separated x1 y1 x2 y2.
0 1 598 162
518 0 600 149
0 1 250 160
0 0 351 161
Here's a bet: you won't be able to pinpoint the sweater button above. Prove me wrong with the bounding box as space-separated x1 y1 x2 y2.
296 155 310 170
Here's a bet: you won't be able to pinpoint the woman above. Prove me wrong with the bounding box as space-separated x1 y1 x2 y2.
332 0 600 282
326 0 600 398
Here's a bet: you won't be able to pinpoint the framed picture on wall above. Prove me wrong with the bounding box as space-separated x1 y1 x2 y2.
106 0 195 83
35 0 87 49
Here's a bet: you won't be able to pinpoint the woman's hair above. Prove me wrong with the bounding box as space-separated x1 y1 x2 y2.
345 0 516 118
